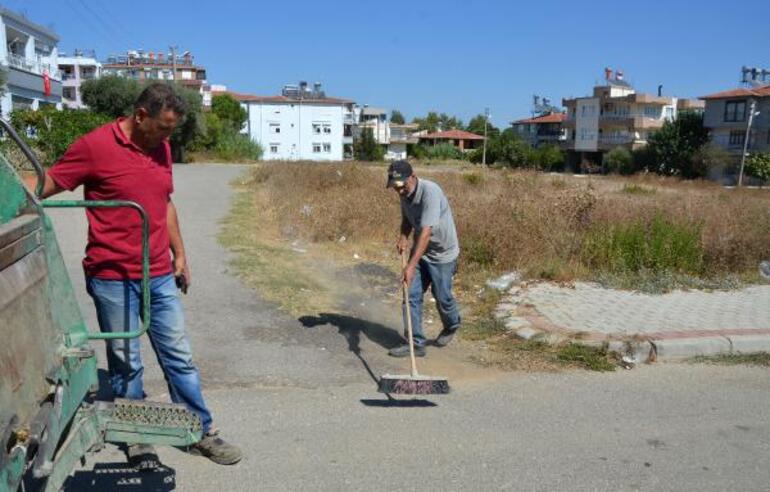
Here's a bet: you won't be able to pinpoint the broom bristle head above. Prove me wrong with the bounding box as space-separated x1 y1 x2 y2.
378 375 450 395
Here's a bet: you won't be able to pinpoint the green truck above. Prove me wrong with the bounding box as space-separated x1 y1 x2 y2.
0 120 201 491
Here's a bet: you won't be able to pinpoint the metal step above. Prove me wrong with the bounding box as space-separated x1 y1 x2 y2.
97 399 202 447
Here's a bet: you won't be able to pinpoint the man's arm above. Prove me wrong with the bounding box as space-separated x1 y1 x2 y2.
23 172 64 199
167 200 190 292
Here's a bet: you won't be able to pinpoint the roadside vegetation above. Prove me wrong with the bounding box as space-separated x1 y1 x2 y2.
690 352 770 367
220 162 770 370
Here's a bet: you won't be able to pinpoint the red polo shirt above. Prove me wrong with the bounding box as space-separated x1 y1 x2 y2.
47 119 174 280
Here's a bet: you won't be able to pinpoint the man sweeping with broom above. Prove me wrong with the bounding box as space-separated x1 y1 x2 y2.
386 160 461 357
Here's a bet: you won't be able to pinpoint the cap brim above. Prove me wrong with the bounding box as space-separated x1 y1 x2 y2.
386 179 405 189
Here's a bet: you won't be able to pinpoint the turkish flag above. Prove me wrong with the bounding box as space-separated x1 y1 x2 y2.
43 70 51 97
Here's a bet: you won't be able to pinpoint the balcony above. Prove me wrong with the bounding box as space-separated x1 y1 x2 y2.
599 134 634 147
7 53 59 78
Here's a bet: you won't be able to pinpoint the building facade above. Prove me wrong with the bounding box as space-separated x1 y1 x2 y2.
418 129 485 151
701 85 770 159
511 112 567 148
0 8 62 115
561 70 702 167
58 51 101 109
102 50 207 90
387 124 419 160
223 82 355 161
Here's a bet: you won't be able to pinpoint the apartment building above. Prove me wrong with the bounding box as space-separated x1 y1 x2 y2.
561 69 702 167
511 112 567 148
58 51 101 109
700 85 770 158
222 82 355 161
388 124 419 160
102 49 207 90
0 8 62 115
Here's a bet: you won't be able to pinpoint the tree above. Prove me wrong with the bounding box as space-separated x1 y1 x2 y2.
645 112 710 178
412 111 463 132
169 85 204 162
211 94 247 132
745 152 770 184
466 114 499 139
487 128 532 167
353 127 384 161
81 76 141 118
603 147 635 175
390 110 405 125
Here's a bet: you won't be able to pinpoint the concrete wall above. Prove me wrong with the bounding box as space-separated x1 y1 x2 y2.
244 101 345 161
575 98 599 151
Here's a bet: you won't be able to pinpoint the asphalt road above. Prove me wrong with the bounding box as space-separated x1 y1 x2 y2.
48 164 770 492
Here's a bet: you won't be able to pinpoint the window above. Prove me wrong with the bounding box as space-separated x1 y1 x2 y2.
270 143 279 154
323 124 331 134
269 123 281 134
644 106 660 118
724 100 747 122
323 143 331 153
312 123 322 134
729 130 745 147
767 129 770 145
313 143 322 153
665 107 675 120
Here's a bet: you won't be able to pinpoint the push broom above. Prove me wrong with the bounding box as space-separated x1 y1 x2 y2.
378 252 450 395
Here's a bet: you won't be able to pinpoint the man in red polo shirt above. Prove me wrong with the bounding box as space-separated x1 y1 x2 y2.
30 83 241 467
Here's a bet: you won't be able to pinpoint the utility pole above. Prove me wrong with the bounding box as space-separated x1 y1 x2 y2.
738 99 759 187
482 107 490 166
169 45 178 81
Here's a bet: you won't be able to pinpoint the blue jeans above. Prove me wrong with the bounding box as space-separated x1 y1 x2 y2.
86 274 213 433
404 258 461 347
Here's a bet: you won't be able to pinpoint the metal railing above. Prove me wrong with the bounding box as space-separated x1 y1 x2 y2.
599 134 634 144
7 53 60 78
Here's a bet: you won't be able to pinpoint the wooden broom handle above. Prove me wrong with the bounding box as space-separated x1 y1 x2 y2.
402 251 418 377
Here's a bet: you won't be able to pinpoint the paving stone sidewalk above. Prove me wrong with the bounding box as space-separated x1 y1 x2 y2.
495 282 770 362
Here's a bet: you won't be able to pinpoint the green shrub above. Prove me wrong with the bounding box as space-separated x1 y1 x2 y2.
532 145 565 171
582 214 704 275
353 127 384 161
621 184 656 195
463 238 495 267
462 172 483 185
745 152 770 183
603 147 635 175
422 143 464 160
213 130 263 161
10 108 111 166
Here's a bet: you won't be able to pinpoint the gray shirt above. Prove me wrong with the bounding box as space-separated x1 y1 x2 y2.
401 178 459 263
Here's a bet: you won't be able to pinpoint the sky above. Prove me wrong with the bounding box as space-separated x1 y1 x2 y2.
5 0 770 127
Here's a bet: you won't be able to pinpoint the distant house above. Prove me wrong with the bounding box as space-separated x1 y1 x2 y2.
418 129 485 151
0 7 62 114
700 85 770 159
217 82 356 161
387 123 419 160
562 68 702 169
511 112 567 148
58 51 101 109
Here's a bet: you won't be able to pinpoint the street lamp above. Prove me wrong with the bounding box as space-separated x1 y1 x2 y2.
738 99 760 187
482 107 490 166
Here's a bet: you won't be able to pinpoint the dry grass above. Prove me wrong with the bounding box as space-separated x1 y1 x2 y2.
242 162 770 292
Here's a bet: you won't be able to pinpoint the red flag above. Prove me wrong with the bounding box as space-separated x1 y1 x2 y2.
43 70 51 97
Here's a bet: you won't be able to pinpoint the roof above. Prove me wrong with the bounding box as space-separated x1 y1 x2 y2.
0 8 59 42
512 112 566 125
700 85 770 100
361 106 387 116
420 129 485 140
213 90 353 105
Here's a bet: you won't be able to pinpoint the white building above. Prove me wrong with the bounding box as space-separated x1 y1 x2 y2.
0 8 62 115
58 51 101 109
221 82 356 161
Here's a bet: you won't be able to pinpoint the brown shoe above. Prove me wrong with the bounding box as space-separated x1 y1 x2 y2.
189 430 242 465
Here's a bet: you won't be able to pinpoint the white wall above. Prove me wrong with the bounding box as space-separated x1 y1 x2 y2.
245 101 345 161
575 98 599 151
